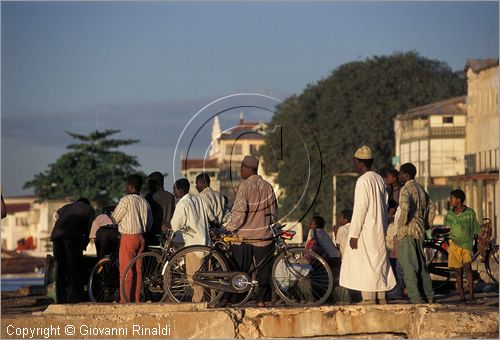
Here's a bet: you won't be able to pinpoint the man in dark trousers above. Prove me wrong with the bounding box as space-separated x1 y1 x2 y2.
50 198 95 303
225 155 279 307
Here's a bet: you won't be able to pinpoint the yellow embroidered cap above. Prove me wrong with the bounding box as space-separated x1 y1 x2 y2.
354 145 373 160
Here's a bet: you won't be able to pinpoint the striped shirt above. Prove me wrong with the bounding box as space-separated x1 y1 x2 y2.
113 194 152 235
225 175 278 247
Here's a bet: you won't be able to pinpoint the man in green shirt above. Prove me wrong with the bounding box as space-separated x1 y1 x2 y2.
445 189 481 302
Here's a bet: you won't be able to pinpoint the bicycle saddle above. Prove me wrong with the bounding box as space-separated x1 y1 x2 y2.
432 226 450 237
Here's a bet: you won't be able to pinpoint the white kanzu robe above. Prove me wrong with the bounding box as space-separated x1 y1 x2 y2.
339 171 396 292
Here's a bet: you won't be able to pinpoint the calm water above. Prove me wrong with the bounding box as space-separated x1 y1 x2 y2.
1 274 45 291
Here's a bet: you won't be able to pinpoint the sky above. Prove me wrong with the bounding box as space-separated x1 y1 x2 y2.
1 1 499 197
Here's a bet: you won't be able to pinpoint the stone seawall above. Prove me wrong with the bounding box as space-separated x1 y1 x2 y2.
2 302 498 339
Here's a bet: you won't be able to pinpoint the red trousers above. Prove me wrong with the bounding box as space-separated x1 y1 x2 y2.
119 234 145 303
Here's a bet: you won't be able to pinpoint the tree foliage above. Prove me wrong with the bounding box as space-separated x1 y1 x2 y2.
260 51 466 226
24 129 144 208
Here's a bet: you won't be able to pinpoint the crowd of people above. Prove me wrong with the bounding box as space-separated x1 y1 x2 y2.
50 147 483 306
306 145 483 305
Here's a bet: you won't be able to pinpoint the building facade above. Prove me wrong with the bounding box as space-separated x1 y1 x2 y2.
2 196 69 256
181 113 277 204
394 96 467 224
452 59 499 241
180 158 220 193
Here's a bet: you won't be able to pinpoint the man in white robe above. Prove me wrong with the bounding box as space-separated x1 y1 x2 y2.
339 145 396 304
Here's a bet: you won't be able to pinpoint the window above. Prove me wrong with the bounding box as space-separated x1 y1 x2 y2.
442 116 454 124
250 144 258 154
234 144 242 155
227 144 242 155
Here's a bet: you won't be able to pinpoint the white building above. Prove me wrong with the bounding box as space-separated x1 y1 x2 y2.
452 59 499 241
181 113 279 204
394 96 467 223
1 196 69 256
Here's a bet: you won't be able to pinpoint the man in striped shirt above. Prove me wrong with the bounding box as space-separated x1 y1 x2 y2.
113 174 152 303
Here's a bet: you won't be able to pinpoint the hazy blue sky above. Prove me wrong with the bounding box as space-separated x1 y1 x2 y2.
1 1 498 196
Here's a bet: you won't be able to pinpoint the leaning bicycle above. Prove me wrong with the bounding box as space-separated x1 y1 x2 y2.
163 223 334 307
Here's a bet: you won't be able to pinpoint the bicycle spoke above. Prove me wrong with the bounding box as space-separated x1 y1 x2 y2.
164 246 229 305
89 259 120 302
486 245 499 284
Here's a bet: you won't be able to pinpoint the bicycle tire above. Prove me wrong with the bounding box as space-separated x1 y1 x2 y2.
423 243 450 291
88 256 120 302
485 244 499 284
121 251 165 303
272 247 333 307
163 245 229 305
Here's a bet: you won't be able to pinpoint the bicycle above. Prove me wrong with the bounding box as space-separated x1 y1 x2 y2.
120 230 177 303
88 226 120 302
163 223 334 307
424 218 498 291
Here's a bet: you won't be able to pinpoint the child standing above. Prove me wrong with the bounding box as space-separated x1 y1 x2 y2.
445 189 481 302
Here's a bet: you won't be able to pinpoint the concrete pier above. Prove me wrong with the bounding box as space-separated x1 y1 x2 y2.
1 291 498 339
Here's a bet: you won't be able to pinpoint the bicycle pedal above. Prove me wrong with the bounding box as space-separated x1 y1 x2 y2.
149 286 164 293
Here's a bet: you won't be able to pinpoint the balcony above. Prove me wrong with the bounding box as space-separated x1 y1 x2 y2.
430 126 466 137
400 127 429 140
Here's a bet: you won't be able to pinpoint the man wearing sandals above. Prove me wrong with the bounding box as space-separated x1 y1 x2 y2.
225 155 279 307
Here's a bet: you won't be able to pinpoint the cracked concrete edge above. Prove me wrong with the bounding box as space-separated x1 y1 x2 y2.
39 302 208 315
223 309 245 339
4 303 498 339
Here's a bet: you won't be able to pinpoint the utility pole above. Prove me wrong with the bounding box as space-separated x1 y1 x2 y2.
332 172 358 224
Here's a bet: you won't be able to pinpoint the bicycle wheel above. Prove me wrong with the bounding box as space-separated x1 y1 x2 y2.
272 247 333 307
121 251 164 303
485 244 499 284
88 256 120 302
163 245 229 306
423 243 450 291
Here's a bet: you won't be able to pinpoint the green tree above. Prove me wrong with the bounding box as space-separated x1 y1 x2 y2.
261 51 466 226
24 129 144 208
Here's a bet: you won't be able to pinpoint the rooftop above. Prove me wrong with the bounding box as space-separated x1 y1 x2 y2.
396 96 466 120
4 203 32 214
220 122 265 141
465 58 499 73
181 158 219 171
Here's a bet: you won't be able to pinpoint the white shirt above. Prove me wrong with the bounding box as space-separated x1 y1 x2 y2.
113 194 152 235
198 187 226 225
171 193 211 247
334 223 350 257
89 214 115 239
307 228 340 258
339 171 396 292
